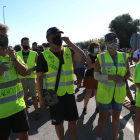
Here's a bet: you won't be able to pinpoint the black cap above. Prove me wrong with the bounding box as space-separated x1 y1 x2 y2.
46 27 64 38
105 32 118 42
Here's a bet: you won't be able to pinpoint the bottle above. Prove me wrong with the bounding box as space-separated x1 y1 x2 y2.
2 61 11 81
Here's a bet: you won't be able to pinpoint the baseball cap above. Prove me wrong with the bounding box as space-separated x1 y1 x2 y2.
46 27 64 38
105 32 118 42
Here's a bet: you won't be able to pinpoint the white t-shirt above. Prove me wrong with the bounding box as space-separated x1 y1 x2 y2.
133 49 140 65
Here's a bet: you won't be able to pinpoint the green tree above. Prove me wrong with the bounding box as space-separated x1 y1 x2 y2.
109 13 140 48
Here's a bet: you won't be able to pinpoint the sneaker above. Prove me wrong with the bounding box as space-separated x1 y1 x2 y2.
131 101 135 106
34 113 40 121
96 137 102 140
82 107 87 115
95 107 99 113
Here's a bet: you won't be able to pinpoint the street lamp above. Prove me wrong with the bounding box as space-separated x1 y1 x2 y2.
3 6 6 24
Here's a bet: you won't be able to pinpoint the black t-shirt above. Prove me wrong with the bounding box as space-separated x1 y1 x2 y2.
85 54 97 77
22 51 30 63
36 48 75 73
22 50 37 63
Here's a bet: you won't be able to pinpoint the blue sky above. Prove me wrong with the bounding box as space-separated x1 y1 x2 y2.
0 0 140 47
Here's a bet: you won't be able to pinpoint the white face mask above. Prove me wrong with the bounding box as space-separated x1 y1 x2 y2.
94 48 99 53
106 42 118 51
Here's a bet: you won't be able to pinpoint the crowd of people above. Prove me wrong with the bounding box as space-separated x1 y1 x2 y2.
0 22 140 140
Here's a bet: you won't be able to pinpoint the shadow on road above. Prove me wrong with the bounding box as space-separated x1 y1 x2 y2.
76 89 94 102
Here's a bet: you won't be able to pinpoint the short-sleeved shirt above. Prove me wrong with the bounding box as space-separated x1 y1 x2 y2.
133 62 140 84
133 50 140 65
36 48 74 73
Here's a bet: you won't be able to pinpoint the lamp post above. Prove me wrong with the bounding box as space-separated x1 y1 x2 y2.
3 6 6 24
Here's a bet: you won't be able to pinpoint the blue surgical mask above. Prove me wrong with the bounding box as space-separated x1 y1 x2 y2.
94 48 99 53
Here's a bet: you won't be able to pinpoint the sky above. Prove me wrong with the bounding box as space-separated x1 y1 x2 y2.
0 0 140 47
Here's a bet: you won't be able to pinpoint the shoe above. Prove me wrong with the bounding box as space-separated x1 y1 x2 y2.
82 107 87 115
95 107 99 113
96 137 102 140
34 113 40 120
131 101 135 106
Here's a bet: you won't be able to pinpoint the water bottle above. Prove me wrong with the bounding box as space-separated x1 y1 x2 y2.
2 61 11 81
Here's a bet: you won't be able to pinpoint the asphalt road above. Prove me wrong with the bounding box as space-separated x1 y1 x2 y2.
10 67 137 140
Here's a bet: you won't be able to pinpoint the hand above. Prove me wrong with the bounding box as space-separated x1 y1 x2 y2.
27 69 32 75
61 37 72 46
6 47 16 60
0 62 9 76
114 76 125 83
39 99 48 110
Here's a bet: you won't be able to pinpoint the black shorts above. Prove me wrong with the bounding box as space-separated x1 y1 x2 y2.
49 93 79 125
0 109 30 140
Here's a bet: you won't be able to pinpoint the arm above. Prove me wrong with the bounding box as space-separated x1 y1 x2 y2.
94 58 121 82
37 72 44 99
7 47 27 77
135 83 140 89
124 60 131 80
13 59 27 77
86 55 95 69
61 37 86 62
133 57 139 63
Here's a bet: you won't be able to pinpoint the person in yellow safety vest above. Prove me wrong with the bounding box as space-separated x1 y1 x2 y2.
17 37 40 120
94 32 131 140
0 23 30 140
133 61 140 140
36 27 86 140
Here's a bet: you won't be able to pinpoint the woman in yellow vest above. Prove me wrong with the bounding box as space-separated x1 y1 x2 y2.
133 61 140 140
94 33 130 140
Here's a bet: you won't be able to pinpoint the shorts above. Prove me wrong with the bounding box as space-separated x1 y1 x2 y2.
21 78 36 97
99 98 123 111
126 80 129 90
49 93 79 125
0 109 30 140
83 76 98 90
76 68 85 78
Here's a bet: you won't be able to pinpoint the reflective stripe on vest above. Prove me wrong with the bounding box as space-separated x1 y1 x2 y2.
0 90 24 104
0 79 19 89
46 80 74 87
100 53 127 74
99 80 125 87
45 70 74 78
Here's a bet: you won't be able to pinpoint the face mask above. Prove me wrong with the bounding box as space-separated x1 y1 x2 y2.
94 48 99 53
52 35 62 46
23 45 29 50
106 42 118 51
0 37 8 48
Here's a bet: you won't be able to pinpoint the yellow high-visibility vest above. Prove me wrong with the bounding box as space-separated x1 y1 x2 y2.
133 62 140 107
43 47 75 96
97 51 128 104
17 50 36 78
0 53 26 119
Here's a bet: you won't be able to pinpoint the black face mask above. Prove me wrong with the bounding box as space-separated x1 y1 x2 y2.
23 45 30 50
0 37 8 48
52 35 62 46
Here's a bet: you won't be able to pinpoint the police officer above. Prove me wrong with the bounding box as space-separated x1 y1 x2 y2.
36 27 86 140
94 32 130 140
0 23 29 140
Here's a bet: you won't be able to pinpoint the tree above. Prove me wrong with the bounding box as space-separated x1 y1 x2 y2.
109 13 140 48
